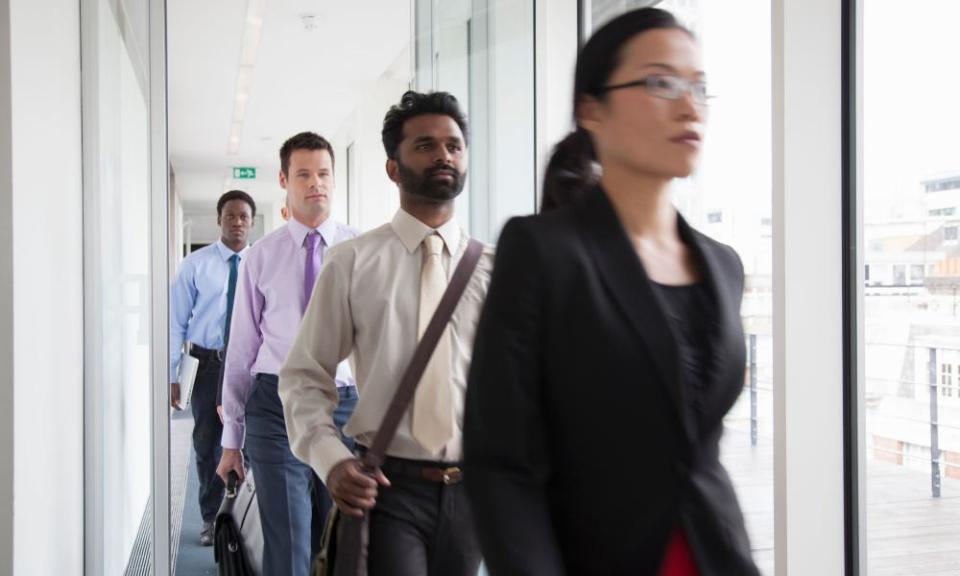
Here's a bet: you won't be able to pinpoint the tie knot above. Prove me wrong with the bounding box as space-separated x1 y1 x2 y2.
423 234 444 257
304 231 321 251
229 254 239 264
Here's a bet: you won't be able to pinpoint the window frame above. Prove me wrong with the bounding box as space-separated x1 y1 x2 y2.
842 0 862 572
575 1 853 573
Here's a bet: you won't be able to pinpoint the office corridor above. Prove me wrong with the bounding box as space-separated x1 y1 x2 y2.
171 411 216 575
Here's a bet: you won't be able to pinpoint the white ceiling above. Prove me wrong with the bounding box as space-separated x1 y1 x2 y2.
168 0 411 203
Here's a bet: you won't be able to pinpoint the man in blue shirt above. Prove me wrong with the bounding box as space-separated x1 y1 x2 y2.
170 189 256 546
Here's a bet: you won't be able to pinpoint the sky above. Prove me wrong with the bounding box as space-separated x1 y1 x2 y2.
863 0 960 221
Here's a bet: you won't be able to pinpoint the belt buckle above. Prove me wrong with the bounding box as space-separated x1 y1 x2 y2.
441 466 462 485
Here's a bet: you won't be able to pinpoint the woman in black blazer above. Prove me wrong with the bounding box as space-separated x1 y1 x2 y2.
464 8 760 576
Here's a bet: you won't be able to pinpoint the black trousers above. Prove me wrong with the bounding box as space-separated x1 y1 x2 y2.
366 456 482 576
190 351 225 523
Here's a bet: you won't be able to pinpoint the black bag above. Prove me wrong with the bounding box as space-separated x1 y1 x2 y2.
214 469 264 576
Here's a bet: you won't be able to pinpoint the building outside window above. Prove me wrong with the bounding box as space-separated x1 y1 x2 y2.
863 1 960 572
590 0 774 571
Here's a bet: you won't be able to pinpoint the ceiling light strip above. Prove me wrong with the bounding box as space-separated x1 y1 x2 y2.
227 0 266 156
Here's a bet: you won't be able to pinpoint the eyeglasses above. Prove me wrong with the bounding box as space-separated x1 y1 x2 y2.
601 74 712 105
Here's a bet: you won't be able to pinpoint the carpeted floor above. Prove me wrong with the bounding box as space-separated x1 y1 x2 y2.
172 410 217 576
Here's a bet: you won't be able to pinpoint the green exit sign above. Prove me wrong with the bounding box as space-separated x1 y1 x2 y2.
233 167 257 179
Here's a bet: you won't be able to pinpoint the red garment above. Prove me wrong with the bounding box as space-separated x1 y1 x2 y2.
658 527 700 576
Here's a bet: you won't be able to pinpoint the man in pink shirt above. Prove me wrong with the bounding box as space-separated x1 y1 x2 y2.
216 132 358 576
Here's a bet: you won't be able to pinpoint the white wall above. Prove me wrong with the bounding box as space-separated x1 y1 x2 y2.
170 170 185 270
0 0 14 572
333 63 411 233
8 0 85 573
261 199 283 233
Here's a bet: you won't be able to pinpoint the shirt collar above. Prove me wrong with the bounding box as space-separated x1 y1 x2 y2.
215 239 249 261
287 216 338 248
390 208 462 255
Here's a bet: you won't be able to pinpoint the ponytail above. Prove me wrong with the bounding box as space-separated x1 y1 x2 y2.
540 128 597 212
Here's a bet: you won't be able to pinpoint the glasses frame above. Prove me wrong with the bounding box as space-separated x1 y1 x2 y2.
600 74 713 104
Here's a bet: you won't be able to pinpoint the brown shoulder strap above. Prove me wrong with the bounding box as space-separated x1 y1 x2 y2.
362 238 484 469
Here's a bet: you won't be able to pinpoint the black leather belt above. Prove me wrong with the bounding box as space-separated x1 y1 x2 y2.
190 345 224 363
356 446 463 485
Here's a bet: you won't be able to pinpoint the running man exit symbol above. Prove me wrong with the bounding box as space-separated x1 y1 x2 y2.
233 167 256 179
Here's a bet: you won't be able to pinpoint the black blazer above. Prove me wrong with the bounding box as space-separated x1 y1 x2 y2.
464 187 760 576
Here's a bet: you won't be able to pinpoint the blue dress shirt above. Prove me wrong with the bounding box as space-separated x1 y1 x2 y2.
170 240 249 382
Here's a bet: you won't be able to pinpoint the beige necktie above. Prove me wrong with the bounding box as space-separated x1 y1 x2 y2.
412 234 454 455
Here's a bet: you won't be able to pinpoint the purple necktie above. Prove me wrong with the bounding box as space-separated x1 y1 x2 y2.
303 231 323 311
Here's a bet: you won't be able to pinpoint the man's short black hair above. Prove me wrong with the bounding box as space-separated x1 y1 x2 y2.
381 91 469 160
280 131 335 176
217 190 257 218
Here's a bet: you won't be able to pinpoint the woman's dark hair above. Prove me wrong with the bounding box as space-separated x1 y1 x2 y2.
382 90 470 160
217 189 257 218
540 8 688 212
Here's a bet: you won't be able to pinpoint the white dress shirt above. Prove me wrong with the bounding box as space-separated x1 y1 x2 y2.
279 208 494 482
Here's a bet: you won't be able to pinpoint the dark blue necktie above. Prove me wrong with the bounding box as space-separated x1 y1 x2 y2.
223 254 239 347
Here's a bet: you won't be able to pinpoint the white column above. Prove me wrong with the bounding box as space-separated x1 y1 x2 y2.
0 0 14 572
773 0 845 574
149 0 170 571
535 0 579 209
413 0 435 91
6 0 86 573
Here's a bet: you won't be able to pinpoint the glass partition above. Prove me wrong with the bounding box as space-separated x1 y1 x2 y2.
589 1 775 572
417 0 537 242
82 0 156 572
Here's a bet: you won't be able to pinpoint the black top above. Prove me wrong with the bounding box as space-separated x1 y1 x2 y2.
651 281 715 438
464 187 760 576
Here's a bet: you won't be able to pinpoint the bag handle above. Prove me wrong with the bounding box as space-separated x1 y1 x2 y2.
361 238 484 469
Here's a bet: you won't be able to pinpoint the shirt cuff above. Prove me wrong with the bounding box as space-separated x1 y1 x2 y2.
313 435 356 485
221 422 245 450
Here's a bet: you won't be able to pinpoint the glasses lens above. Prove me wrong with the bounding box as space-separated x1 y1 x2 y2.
692 81 709 103
645 75 681 99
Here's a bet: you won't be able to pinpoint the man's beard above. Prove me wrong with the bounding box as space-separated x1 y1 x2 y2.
397 160 466 201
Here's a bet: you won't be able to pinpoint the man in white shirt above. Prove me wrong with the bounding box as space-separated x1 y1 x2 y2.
280 91 491 575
